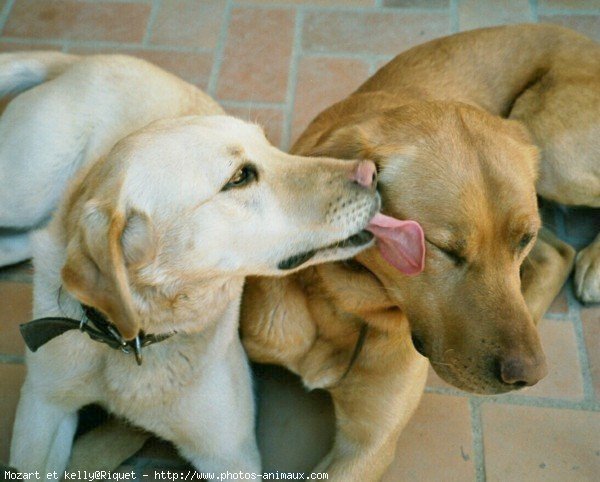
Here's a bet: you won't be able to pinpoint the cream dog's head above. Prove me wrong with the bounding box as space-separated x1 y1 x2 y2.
60 115 381 339
304 101 547 394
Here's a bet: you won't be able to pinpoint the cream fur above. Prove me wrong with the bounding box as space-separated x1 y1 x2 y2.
8 55 381 477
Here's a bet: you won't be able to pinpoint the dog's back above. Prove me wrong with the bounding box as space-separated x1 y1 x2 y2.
0 53 223 267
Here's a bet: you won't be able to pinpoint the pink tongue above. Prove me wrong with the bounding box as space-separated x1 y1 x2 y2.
366 213 425 275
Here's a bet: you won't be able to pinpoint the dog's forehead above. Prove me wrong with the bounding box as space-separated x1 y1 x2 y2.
378 136 538 237
108 117 281 220
121 117 266 171
151 117 262 146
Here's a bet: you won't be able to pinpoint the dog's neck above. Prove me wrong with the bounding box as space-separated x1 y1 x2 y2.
35 220 247 363
126 275 246 337
51 275 245 341
301 261 407 334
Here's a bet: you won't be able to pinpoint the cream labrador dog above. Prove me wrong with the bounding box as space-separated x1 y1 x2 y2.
0 51 221 267
9 114 385 478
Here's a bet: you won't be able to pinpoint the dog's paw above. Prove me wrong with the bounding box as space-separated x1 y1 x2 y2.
574 242 600 304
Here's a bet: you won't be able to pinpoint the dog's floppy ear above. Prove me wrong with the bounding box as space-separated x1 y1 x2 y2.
61 202 156 340
504 118 534 145
309 117 383 161
503 119 540 180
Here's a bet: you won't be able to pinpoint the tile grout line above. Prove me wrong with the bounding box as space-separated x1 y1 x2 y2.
301 50 393 62
142 0 162 46
551 203 596 402
0 36 214 54
75 0 153 3
543 311 573 321
0 353 24 364
0 36 70 48
0 271 32 283
489 392 599 411
230 2 449 14
449 0 460 33
0 0 15 34
368 58 381 76
469 397 486 482
529 0 539 22
207 0 234 98
566 281 597 403
219 99 287 110
538 7 600 16
425 385 600 411
281 6 304 151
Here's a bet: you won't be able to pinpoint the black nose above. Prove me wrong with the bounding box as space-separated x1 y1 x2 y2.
498 354 548 387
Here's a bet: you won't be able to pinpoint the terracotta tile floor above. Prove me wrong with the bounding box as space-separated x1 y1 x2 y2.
0 0 599 480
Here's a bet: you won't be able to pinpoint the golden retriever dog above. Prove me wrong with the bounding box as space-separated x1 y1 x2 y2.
0 52 222 268
240 23 596 480
9 114 390 478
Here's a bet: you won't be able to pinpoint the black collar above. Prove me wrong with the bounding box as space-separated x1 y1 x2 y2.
19 305 174 365
335 322 368 386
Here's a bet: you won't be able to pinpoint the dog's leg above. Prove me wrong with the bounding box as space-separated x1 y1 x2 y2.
10 382 78 479
574 232 600 304
521 227 575 323
68 418 150 472
0 229 31 267
178 433 260 476
314 354 428 481
152 402 260 475
179 365 261 474
510 77 599 304
133 343 261 474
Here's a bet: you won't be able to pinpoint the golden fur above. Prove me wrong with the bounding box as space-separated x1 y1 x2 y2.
242 24 597 480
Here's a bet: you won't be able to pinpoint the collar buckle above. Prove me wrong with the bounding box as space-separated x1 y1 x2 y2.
20 303 174 366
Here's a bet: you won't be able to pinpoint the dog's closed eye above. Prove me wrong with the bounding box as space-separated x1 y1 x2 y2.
222 164 258 191
518 232 535 250
438 247 466 266
426 238 466 266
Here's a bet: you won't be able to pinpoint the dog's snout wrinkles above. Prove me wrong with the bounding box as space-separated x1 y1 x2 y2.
499 353 548 387
352 160 377 189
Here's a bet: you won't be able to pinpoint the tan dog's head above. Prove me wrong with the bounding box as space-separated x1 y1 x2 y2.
308 102 546 394
60 115 381 339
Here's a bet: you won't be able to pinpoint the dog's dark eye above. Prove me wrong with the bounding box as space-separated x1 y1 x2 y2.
222 165 257 191
518 232 535 250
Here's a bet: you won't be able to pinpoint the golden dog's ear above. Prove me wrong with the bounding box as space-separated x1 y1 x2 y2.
61 203 156 340
503 119 540 180
504 119 533 144
310 118 382 161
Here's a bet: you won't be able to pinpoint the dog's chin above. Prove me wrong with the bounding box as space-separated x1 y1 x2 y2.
277 230 375 272
429 359 521 395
